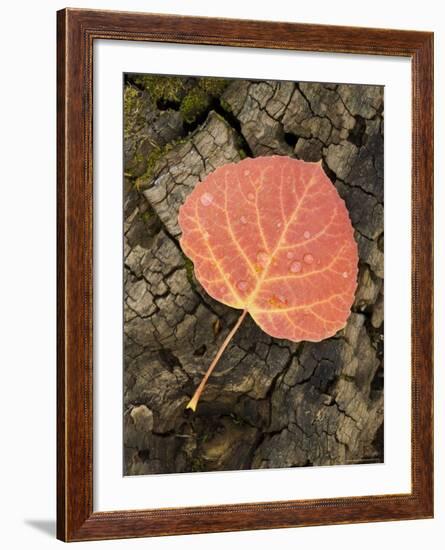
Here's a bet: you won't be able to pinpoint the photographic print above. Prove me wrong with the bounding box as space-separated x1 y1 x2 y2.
123 74 384 476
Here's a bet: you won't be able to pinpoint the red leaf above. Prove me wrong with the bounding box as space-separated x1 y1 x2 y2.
179 156 358 342
178 156 358 410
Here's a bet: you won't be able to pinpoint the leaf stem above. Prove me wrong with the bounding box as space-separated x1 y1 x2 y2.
186 309 248 412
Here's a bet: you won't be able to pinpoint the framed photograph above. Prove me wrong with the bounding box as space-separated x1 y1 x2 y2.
57 8 434 542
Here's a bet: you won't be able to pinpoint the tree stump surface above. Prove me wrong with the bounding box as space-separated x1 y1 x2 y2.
123 76 384 474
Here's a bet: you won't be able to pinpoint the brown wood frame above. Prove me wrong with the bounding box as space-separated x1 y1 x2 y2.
57 8 434 542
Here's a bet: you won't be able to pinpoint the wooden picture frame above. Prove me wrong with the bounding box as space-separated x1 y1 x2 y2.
57 8 434 542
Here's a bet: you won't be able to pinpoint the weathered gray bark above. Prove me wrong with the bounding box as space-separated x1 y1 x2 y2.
123 77 384 474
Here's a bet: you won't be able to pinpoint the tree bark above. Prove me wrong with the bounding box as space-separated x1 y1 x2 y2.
123 77 384 475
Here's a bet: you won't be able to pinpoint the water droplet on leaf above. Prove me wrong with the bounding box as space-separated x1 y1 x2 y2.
240 215 247 225
286 251 294 259
303 253 314 264
256 251 269 268
237 280 248 291
290 261 302 273
342 271 348 278
247 192 255 201
303 230 311 239
200 192 213 206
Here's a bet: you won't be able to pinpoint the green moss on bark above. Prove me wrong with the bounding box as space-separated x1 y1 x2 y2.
133 75 190 104
180 87 211 124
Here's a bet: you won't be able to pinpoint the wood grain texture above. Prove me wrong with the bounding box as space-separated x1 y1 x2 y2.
57 8 434 542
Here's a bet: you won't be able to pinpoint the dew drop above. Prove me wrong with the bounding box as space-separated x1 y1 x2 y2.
244 169 250 176
276 222 282 228
200 192 213 206
303 253 314 265
219 285 228 294
237 280 248 291
342 271 348 278
256 251 269 268
240 215 248 225
247 192 255 201
303 230 311 239
290 261 302 273
286 251 294 260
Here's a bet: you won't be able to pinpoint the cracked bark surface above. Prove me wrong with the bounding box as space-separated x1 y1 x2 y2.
123 76 384 474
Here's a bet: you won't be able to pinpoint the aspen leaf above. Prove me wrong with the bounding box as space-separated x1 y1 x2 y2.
178 156 358 410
